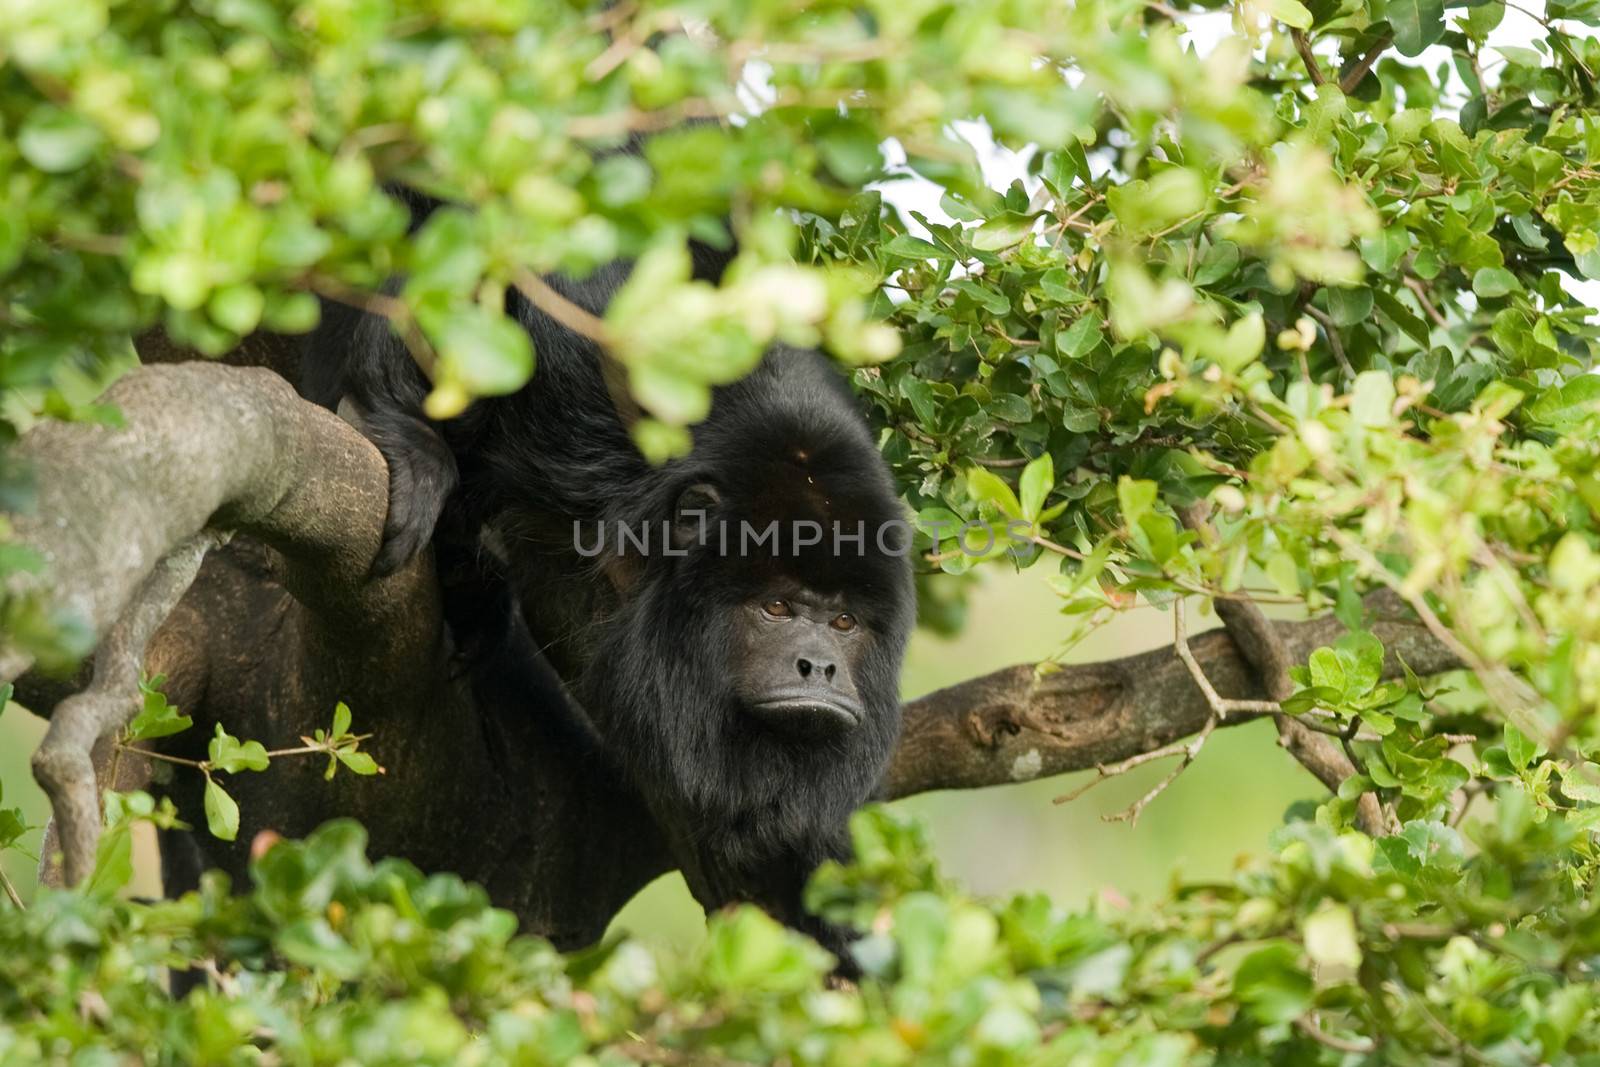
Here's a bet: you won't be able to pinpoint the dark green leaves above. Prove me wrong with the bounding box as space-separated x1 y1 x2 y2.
1383 0 1446 55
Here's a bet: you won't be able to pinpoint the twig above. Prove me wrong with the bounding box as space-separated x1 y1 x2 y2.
1402 276 1450 330
1302 304 1355 380
512 269 640 429
1295 1015 1376 1054
1054 598 1259 822
1339 35 1392 93
1292 30 1328 86
0 863 24 909
1173 598 1281 718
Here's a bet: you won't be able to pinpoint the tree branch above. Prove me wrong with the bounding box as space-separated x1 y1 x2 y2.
885 588 1460 799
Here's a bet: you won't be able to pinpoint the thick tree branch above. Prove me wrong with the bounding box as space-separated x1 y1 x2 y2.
4 362 442 884
3 362 436 686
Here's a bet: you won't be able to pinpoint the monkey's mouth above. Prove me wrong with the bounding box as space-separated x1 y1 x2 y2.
746 693 862 736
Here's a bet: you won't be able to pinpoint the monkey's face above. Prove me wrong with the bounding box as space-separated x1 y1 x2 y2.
579 466 912 859
728 587 870 740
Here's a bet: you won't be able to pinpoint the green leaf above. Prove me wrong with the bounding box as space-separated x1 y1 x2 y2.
1504 723 1542 770
1325 287 1373 327
1262 0 1314 28
1334 631 1384 697
208 724 270 774
968 468 1024 518
1019 454 1054 521
1308 647 1346 693
1303 903 1362 969
1385 0 1446 55
1057 313 1104 358
204 777 240 841
1193 240 1241 287
126 676 193 742
1471 266 1518 298
427 305 536 397
1117 477 1157 528
1233 943 1314 1024
883 234 950 260
1350 370 1396 428
1527 376 1600 431
332 701 352 738
970 213 1037 252
336 749 380 776
18 108 103 173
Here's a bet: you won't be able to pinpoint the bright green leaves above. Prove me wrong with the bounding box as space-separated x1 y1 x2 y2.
0 777 26 855
208 726 269 775
1104 168 1206 236
421 305 536 418
314 701 384 780
1526 375 1600 432
114 691 381 841
1232 943 1314 1024
970 212 1039 253
125 674 192 742
203 776 241 842
18 107 103 173
1018 453 1054 521
704 907 833 994
1116 476 1157 528
1471 267 1519 299
1261 0 1315 28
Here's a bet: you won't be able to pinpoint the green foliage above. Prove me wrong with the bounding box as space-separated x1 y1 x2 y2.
4 0 1600 1056
6 804 1600 1063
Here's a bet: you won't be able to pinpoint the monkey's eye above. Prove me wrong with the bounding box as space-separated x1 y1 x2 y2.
762 599 793 618
831 613 857 632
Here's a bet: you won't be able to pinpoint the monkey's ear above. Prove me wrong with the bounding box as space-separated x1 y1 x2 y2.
672 483 721 550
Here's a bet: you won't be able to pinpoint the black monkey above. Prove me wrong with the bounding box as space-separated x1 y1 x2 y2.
301 192 914 960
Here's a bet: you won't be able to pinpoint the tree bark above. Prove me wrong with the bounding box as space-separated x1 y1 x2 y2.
1 362 1463 937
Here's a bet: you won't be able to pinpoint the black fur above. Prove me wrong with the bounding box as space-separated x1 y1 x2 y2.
301 197 913 962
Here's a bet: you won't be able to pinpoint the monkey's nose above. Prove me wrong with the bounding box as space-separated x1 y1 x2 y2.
795 657 837 682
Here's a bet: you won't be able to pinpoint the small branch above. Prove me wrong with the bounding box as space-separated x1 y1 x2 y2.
1174 598 1281 718
512 270 615 346
1052 599 1255 823
512 270 640 429
1292 30 1329 86
30 532 225 885
1105 713 1217 825
114 745 206 770
0 863 24 909
1302 304 1355 380
1338 35 1392 93
1295 1015 1376 1054
1403 276 1450 330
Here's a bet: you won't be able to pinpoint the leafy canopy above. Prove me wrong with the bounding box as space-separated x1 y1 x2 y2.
4 0 1600 1059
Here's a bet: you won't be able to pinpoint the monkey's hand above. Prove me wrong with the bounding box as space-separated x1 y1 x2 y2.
339 397 459 577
